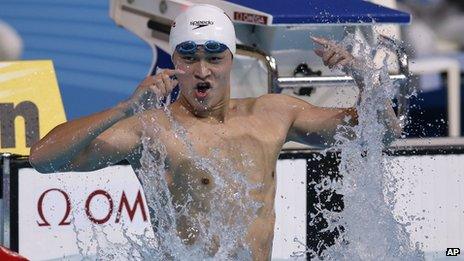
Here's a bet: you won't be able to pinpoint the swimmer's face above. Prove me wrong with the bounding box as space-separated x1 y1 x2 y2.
172 47 233 112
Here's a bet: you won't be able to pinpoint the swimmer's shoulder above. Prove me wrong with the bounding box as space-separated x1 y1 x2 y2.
119 108 172 134
230 97 256 111
248 94 318 127
229 94 301 118
130 109 169 129
254 93 313 112
230 94 285 107
229 94 295 113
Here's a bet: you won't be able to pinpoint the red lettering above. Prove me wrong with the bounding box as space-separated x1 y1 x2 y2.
233 12 268 25
85 190 113 224
115 190 148 223
37 188 148 227
37 188 71 226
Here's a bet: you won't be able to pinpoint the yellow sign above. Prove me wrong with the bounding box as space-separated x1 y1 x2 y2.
0 60 66 155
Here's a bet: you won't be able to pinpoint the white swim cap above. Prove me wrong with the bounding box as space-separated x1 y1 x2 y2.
169 4 236 55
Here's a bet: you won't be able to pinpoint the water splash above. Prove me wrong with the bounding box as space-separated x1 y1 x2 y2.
299 34 424 260
67 33 425 260
132 107 262 259
61 77 261 259
66 89 261 260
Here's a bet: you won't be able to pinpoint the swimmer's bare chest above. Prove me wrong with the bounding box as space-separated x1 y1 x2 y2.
131 107 287 210
162 113 284 203
127 104 290 259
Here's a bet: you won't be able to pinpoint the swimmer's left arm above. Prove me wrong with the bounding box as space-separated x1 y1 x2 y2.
282 95 358 147
256 94 352 147
309 36 402 145
286 96 401 147
272 37 402 147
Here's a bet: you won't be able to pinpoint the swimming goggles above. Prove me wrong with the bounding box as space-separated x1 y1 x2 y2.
175 40 228 55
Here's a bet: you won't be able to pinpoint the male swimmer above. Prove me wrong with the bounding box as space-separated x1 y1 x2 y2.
29 4 401 260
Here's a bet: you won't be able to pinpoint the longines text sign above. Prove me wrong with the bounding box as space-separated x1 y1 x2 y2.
0 61 66 155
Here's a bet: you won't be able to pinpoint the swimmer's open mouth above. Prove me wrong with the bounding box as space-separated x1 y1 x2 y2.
196 82 211 93
195 82 211 98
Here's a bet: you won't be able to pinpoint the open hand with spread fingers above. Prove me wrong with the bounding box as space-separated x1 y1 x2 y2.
311 36 359 71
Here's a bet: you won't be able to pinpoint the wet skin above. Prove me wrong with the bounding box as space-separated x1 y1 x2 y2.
29 39 400 260
128 97 291 259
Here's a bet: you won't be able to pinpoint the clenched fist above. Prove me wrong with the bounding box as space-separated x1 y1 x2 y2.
311 36 357 70
128 69 185 111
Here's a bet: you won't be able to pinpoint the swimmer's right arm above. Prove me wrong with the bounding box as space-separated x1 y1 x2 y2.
29 69 183 173
29 102 138 173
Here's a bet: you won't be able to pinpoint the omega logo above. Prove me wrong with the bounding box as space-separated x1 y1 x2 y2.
37 188 148 226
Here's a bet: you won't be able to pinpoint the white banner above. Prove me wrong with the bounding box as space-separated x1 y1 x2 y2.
272 159 307 259
387 154 464 260
17 153 464 260
17 161 309 260
18 166 154 260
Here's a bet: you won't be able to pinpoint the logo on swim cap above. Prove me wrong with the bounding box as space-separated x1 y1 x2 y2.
190 20 214 30
169 4 236 55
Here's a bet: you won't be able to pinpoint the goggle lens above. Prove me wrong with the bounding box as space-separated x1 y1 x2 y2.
176 40 228 54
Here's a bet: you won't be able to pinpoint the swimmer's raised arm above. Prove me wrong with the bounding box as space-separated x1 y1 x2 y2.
29 107 141 173
284 97 400 147
29 69 183 173
253 94 355 147
267 94 358 147
261 37 401 147
311 36 402 144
